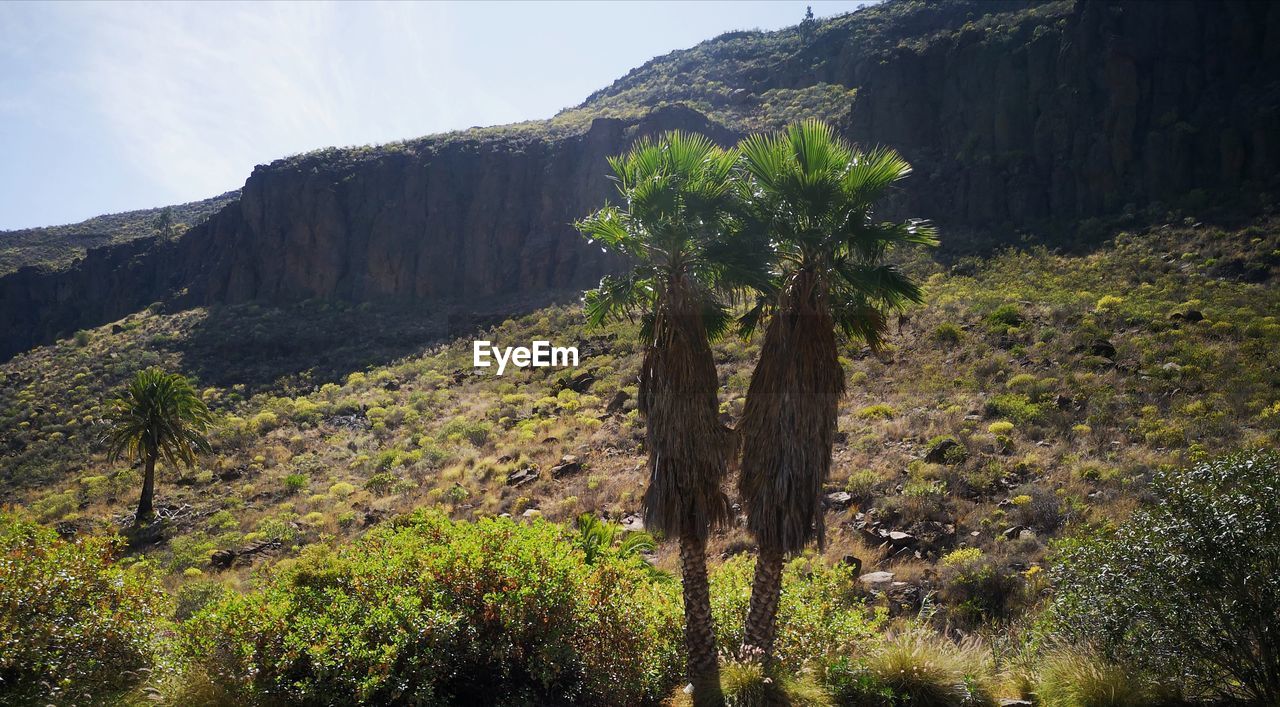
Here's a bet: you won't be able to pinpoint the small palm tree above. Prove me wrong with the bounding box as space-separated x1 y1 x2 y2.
574 513 658 564
103 368 213 525
577 130 758 705
734 120 936 663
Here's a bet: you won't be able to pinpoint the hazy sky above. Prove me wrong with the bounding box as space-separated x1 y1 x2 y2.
0 1 870 230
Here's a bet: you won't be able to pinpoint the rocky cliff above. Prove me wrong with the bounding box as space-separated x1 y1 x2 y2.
3 0 1278 360
841 0 1280 229
0 107 734 358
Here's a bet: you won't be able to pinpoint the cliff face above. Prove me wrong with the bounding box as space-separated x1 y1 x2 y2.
3 1 1279 360
188 108 733 304
0 106 733 359
841 0 1280 227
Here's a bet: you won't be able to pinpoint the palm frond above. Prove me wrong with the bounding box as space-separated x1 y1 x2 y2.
102 367 212 470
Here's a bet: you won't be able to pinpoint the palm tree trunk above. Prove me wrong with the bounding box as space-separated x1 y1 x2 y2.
741 547 785 665
135 455 156 525
680 533 723 706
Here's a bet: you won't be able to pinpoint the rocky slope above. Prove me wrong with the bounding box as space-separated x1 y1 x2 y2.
3 0 1278 359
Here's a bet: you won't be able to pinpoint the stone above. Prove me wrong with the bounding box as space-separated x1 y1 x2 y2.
824 491 853 509
210 549 237 569
550 456 583 478
1088 338 1117 359
924 437 964 465
606 389 631 414
506 467 539 487
887 531 915 547
1001 525 1035 541
559 371 597 393
621 514 645 532
859 571 895 587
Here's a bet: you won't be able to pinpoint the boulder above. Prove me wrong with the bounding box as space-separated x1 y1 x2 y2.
606 389 631 414
924 437 964 465
506 466 539 487
550 455 583 478
1088 338 1117 359
859 571 895 588
824 491 853 509
558 371 596 393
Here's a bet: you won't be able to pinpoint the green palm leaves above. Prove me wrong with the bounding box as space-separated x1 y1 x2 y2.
577 130 744 541
103 367 212 524
577 120 934 689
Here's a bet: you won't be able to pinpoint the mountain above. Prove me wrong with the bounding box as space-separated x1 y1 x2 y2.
0 191 238 277
4 2 1280 702
2 0 1277 361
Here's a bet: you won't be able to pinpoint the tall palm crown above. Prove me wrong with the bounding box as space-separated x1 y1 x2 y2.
104 368 212 522
733 121 935 663
577 130 748 539
736 119 936 554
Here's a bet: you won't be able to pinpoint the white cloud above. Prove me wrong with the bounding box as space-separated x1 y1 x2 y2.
67 1 524 204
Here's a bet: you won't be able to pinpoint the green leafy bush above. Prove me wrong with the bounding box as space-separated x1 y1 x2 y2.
984 393 1043 424
0 514 167 704
710 555 882 673
1051 450 1280 703
180 511 682 705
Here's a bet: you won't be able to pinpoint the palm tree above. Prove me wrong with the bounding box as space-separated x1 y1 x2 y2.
574 512 657 564
733 120 936 663
103 368 213 526
576 130 759 705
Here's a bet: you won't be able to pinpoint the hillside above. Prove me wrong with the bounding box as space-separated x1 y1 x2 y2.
5 216 1276 614
0 191 238 277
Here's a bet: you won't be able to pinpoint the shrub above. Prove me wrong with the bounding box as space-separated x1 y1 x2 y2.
985 304 1023 333
0 514 166 704
933 323 964 345
841 630 996 707
365 471 415 496
987 421 1014 436
440 418 493 446
856 404 897 420
938 547 1021 627
283 472 308 494
712 556 882 673
180 512 682 705
669 659 833 707
984 394 1042 424
1051 450 1280 704
1036 646 1161 707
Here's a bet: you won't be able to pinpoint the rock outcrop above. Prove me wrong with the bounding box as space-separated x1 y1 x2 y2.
843 0 1280 228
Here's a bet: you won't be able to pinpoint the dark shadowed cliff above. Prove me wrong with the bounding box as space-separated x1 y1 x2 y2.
2 0 1278 360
